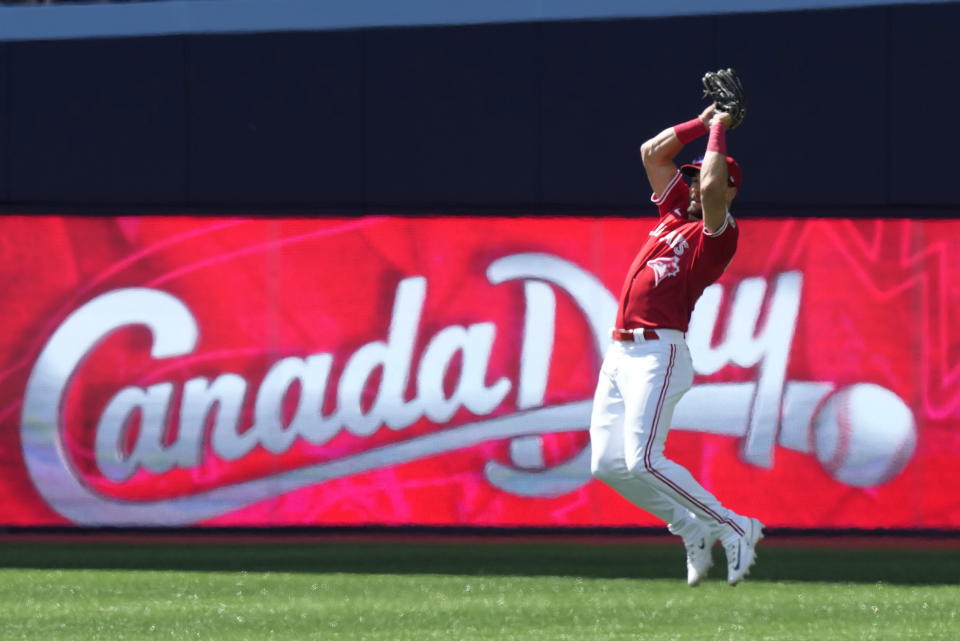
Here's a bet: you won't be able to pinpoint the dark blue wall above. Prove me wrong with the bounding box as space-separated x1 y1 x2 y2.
189 31 365 205
0 41 6 204
6 37 186 204
0 3 957 213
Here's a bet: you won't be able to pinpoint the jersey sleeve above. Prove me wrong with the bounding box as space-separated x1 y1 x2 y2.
703 212 737 240
650 171 689 219
700 214 739 271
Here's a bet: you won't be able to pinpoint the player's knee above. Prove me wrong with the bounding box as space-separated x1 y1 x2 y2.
624 453 658 483
591 456 626 484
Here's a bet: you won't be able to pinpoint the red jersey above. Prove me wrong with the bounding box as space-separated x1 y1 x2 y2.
615 171 739 332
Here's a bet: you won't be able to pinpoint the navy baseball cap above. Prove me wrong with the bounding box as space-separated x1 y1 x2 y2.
680 156 742 188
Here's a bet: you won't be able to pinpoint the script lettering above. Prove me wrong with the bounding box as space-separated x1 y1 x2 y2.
95 383 175 481
20 253 812 524
188 374 248 460
687 271 803 467
22 288 197 524
337 277 424 435
418 323 511 423
482 253 616 496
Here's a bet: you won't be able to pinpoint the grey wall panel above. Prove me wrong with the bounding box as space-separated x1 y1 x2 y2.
6 37 186 204
541 17 716 207
188 31 364 206
887 3 960 205
0 0 955 42
365 24 540 206
717 8 887 207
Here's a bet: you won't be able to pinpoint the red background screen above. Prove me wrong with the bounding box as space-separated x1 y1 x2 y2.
2 215 957 529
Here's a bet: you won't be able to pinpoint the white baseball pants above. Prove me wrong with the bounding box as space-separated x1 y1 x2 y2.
590 330 746 541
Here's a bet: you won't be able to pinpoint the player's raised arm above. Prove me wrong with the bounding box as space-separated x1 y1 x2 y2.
639 104 714 200
698 111 736 234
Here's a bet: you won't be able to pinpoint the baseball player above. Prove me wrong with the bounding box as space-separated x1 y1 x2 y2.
589 70 763 586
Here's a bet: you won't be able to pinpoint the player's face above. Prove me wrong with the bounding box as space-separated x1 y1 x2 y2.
687 173 703 220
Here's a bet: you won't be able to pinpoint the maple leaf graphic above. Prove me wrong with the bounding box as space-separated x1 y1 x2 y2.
817 219 960 420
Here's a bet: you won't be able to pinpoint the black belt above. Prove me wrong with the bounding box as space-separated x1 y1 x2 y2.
611 328 659 342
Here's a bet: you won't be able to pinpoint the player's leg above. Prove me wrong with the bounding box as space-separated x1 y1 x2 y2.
617 337 763 584
641 415 763 585
589 345 694 526
590 344 716 585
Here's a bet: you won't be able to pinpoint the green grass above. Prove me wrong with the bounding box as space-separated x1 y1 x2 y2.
0 541 957 640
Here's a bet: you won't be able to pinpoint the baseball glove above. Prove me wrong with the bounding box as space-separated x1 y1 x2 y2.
702 68 746 129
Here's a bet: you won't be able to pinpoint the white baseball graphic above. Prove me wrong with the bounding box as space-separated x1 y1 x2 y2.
811 383 917 487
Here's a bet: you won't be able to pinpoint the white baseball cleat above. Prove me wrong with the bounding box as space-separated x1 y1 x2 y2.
723 517 764 586
682 529 718 587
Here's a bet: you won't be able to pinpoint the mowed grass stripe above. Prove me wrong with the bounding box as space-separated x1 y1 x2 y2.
0 542 956 641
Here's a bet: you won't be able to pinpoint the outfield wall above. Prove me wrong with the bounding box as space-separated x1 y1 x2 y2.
3 214 957 529
1 3 958 530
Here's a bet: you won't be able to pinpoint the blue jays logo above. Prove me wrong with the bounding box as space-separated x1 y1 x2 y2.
646 256 681 286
